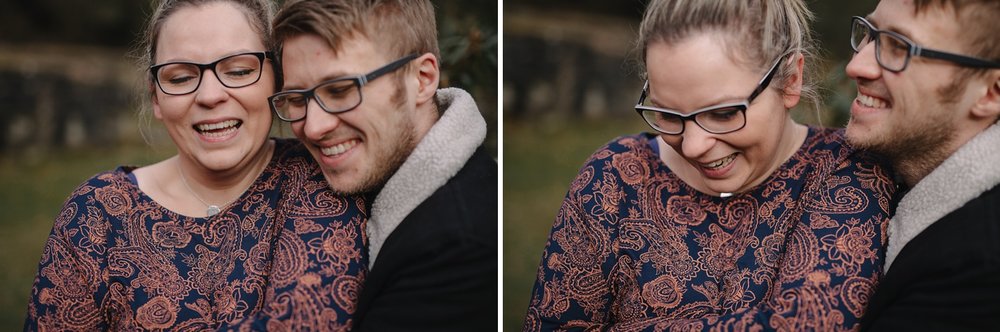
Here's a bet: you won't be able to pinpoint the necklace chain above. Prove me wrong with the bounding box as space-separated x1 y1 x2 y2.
176 162 242 217
172 143 272 217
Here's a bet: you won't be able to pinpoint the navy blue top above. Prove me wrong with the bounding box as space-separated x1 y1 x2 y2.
525 128 896 331
25 139 368 330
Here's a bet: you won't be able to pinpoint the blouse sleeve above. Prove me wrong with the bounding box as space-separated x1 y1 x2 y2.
25 180 111 331
523 148 625 331
608 151 897 331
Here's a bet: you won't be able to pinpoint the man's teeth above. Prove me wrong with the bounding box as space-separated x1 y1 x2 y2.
196 120 240 132
704 154 736 169
858 94 888 108
321 140 358 156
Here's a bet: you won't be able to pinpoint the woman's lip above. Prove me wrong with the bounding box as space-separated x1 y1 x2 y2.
697 153 737 179
196 122 241 143
193 117 242 127
700 153 737 168
198 128 238 143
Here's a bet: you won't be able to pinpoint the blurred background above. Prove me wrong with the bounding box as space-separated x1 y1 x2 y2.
503 0 878 330
0 0 495 328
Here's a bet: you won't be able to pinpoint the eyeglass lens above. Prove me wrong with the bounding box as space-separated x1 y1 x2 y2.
638 106 746 135
155 53 264 95
851 18 909 72
270 79 362 121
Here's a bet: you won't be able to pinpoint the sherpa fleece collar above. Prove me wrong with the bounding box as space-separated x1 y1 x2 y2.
366 88 487 268
885 122 1000 272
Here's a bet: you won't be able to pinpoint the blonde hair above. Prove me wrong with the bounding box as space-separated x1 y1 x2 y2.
136 0 275 70
637 0 819 113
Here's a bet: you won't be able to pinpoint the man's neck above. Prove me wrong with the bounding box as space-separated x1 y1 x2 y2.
412 98 441 144
894 153 949 188
896 123 994 187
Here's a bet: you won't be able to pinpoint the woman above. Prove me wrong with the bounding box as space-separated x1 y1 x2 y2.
24 0 366 330
524 0 896 330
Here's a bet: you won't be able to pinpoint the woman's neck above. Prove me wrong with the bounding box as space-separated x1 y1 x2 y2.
177 140 275 193
136 139 276 217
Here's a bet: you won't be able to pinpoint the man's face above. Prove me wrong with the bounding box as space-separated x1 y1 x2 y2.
844 0 975 162
281 34 420 195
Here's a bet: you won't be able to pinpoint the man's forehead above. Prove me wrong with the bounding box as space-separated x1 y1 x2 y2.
279 35 369 89
870 0 961 46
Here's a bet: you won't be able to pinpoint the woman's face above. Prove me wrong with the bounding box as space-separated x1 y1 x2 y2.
645 32 801 194
152 2 274 172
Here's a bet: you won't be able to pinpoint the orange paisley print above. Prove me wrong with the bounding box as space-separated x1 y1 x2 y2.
526 128 895 331
151 221 192 249
643 274 684 311
25 139 368 331
666 195 707 226
135 296 177 329
613 151 651 186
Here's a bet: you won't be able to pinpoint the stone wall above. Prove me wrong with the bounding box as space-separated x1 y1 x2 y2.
0 44 142 154
503 8 641 120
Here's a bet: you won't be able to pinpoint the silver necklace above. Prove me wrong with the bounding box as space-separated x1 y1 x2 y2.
176 162 229 217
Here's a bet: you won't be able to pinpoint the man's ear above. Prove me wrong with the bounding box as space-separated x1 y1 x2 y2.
781 52 804 110
413 52 439 107
970 72 1000 121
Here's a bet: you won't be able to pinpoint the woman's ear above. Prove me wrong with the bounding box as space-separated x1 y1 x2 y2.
781 52 804 109
151 83 163 120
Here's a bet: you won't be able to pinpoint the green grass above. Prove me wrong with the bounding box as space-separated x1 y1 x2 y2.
0 144 173 329
502 118 647 331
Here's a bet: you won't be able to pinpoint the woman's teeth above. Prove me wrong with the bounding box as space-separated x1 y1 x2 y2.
858 94 888 108
704 154 737 169
195 120 241 132
194 120 241 138
321 140 358 157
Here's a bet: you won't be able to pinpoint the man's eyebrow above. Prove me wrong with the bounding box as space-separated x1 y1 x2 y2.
867 15 919 43
282 71 352 90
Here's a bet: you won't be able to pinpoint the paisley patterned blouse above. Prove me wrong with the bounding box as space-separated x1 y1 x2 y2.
24 139 368 331
525 128 896 331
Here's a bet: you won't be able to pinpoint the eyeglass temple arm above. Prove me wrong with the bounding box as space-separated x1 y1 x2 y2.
915 47 1000 69
748 52 788 101
361 54 420 85
636 80 650 106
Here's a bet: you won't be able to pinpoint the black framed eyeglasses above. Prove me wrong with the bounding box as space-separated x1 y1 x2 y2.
268 54 419 122
635 52 788 135
850 16 1000 73
150 51 273 95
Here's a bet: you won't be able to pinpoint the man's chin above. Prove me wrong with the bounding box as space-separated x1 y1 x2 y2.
845 123 879 150
322 170 385 197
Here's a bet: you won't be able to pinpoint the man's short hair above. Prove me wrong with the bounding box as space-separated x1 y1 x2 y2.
273 0 440 63
913 0 999 70
913 1 1000 104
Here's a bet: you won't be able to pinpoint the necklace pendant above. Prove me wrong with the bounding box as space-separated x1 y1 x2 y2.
206 205 221 216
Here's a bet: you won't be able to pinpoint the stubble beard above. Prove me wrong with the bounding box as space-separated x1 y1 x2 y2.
848 100 956 187
329 82 420 196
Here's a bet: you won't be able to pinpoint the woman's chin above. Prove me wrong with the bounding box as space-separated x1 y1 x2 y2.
704 180 743 197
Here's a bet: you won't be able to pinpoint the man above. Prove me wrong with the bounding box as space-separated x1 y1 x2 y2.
844 0 1000 330
269 0 497 330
